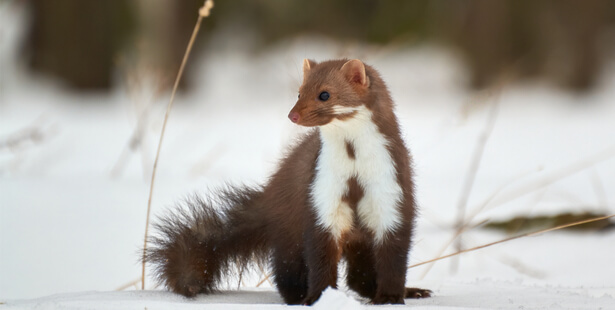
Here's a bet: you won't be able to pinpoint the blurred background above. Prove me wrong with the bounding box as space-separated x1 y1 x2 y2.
1 0 615 302
16 0 615 91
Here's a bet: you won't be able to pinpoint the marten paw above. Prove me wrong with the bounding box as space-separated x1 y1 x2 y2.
371 294 404 305
405 287 432 299
169 276 209 298
171 281 206 298
301 293 323 306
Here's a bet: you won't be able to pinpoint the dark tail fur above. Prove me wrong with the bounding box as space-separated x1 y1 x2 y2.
145 186 269 297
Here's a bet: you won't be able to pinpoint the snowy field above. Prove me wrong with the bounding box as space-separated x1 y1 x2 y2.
2 4 615 309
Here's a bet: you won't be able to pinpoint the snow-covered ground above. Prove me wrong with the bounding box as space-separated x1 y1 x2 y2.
5 284 614 310
1 3 615 309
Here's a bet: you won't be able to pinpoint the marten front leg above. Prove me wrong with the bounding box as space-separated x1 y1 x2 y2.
370 229 411 304
302 227 340 305
344 233 378 299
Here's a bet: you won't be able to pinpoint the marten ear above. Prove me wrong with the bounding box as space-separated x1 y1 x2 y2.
341 59 369 88
303 59 317 77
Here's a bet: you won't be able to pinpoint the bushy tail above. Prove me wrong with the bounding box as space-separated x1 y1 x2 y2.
146 186 269 297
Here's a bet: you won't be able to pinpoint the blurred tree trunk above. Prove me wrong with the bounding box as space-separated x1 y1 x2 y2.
453 0 512 89
448 0 611 91
24 0 203 92
133 0 203 91
549 0 608 90
25 0 134 90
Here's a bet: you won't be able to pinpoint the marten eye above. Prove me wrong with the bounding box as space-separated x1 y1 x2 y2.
297 93 300 99
319 91 330 101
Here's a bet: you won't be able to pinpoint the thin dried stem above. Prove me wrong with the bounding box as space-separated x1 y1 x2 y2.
116 277 143 291
256 264 273 287
419 219 488 280
408 213 615 269
141 0 214 290
456 144 615 242
0 117 56 152
477 144 615 212
589 167 609 212
452 81 503 273
256 272 272 288
461 168 541 231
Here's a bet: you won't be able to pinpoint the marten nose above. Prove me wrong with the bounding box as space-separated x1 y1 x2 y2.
288 111 300 123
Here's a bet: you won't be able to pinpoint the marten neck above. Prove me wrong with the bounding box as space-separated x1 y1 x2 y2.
319 93 400 146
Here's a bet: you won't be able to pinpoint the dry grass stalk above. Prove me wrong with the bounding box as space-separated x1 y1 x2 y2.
474 144 615 214
141 0 215 290
256 264 273 287
419 219 488 280
589 168 609 212
408 213 615 269
256 272 272 288
111 56 167 180
496 253 546 279
422 137 615 278
0 118 56 152
452 144 615 246
451 75 508 273
116 277 143 291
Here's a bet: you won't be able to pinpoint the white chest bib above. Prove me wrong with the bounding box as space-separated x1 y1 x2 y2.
310 106 403 243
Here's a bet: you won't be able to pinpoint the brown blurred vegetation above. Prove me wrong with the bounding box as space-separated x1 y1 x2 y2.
23 0 615 92
484 212 615 234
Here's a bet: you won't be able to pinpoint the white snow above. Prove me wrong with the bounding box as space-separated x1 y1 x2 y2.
1 3 615 309
4 282 614 309
313 288 365 310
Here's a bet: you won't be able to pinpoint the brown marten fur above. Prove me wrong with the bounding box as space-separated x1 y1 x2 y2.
146 59 431 305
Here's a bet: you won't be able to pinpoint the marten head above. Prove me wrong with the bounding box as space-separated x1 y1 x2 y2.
288 59 372 127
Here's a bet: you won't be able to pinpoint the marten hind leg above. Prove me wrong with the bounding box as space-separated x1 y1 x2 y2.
272 248 308 305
